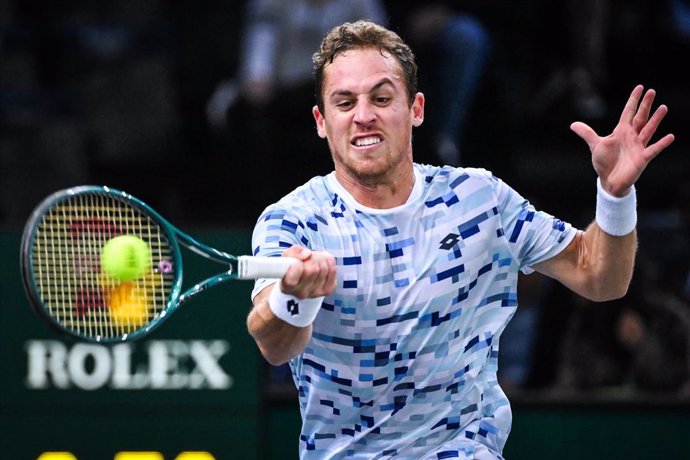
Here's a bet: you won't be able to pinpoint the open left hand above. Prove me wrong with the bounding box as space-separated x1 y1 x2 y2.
570 85 675 197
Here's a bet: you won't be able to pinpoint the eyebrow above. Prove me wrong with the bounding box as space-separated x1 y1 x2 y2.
328 78 396 100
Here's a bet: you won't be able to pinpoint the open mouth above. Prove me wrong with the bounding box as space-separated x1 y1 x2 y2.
352 136 382 147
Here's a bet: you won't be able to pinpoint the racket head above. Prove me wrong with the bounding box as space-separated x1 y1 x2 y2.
20 185 183 342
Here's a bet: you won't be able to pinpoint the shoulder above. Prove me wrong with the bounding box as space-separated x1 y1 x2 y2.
251 175 342 256
254 175 335 227
416 163 500 193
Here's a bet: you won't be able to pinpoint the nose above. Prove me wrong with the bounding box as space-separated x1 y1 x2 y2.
353 99 375 126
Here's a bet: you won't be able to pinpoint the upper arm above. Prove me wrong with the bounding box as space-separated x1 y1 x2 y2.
489 171 576 273
531 230 584 291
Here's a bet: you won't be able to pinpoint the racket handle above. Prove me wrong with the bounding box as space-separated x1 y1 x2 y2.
236 256 298 279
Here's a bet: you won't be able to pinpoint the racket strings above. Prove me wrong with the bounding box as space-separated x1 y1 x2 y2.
30 192 175 339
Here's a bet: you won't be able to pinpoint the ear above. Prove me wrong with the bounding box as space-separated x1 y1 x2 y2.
411 92 425 127
313 105 327 138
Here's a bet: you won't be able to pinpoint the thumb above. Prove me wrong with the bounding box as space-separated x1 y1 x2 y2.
570 121 599 151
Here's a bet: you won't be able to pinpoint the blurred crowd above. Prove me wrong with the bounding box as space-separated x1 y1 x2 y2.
1 0 689 400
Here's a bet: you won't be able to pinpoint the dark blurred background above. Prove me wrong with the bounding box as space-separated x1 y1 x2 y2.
1 0 688 226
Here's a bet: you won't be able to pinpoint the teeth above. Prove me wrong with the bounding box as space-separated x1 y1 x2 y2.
355 136 381 147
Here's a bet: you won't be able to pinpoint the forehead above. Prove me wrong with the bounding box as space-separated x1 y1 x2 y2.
323 47 405 92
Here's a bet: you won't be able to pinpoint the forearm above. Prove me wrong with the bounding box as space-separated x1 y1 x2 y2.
579 222 637 300
245 246 336 365
535 224 636 302
537 174 640 301
247 288 312 366
578 177 638 299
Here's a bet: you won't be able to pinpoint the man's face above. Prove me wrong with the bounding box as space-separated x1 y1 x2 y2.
313 47 424 184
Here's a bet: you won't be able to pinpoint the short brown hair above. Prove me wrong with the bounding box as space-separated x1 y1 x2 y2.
312 20 418 112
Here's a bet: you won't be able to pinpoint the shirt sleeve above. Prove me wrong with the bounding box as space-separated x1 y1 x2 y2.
493 174 577 274
250 205 307 299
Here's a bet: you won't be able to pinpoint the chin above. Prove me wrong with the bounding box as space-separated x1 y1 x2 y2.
355 165 399 184
334 147 403 179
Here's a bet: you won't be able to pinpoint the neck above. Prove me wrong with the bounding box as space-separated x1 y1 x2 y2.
335 162 415 209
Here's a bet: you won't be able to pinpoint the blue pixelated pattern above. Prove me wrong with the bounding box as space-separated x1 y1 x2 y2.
251 165 574 458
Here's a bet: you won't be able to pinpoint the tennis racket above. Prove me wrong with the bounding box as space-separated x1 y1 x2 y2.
20 185 295 343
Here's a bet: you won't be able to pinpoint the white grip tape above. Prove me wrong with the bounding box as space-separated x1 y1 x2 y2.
595 178 637 236
268 283 324 328
236 256 298 279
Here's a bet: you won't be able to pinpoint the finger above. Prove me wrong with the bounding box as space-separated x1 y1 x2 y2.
312 255 331 296
639 104 669 146
281 259 305 292
296 247 313 261
642 133 675 163
287 262 320 299
304 253 333 296
619 84 644 125
323 256 337 296
570 121 599 151
632 88 656 133
283 245 311 261
305 253 325 283
313 254 336 296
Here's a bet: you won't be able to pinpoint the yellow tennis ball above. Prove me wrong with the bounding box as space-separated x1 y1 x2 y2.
101 235 151 282
108 282 149 328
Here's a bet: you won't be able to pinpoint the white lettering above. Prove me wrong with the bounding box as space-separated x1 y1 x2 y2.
189 340 232 389
68 344 111 390
111 344 149 389
24 340 233 391
149 340 189 389
25 340 70 389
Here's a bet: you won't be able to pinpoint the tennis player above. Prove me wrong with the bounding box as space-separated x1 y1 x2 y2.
247 20 674 459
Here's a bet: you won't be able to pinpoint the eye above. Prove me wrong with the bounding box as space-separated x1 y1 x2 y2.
335 99 354 110
373 95 392 106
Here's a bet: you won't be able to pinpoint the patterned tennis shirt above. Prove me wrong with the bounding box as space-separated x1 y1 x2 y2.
251 164 575 459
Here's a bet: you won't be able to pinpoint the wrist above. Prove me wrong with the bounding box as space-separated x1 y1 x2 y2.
268 283 324 328
595 177 637 236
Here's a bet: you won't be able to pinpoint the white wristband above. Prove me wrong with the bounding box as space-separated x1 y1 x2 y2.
595 178 637 236
268 283 324 328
